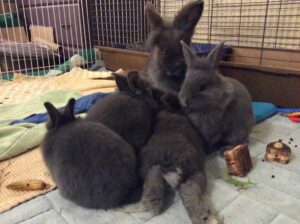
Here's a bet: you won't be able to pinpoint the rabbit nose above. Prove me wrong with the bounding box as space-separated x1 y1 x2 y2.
181 101 187 107
166 67 181 76
178 94 188 107
166 71 174 76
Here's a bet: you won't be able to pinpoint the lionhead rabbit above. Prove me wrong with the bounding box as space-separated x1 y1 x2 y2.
136 86 216 224
179 40 254 154
42 98 139 209
86 71 159 153
144 0 204 92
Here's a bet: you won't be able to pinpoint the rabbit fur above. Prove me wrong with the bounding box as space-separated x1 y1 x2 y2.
86 71 158 153
42 98 139 209
137 86 214 224
179 41 254 154
144 0 204 92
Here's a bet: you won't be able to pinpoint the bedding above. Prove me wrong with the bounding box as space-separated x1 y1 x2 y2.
0 90 82 161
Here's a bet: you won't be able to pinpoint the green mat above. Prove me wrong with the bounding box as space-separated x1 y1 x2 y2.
0 90 82 161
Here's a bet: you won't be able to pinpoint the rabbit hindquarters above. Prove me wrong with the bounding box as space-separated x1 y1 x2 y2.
86 72 157 153
42 99 139 209
140 165 174 215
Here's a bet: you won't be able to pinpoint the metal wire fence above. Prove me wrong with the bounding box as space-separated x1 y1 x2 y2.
1 0 300 79
160 0 300 49
91 0 158 50
0 0 94 80
159 0 300 69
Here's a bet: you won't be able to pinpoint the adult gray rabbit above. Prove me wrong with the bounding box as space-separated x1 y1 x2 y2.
144 0 204 92
86 71 158 153
179 41 254 154
137 89 216 224
42 98 139 209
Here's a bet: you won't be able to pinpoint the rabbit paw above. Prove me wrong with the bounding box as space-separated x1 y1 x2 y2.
190 209 219 224
142 195 164 215
204 215 219 224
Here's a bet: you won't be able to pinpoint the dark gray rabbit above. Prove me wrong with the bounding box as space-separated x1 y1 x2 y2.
86 71 158 153
179 41 254 154
42 98 139 209
144 0 204 92
138 89 216 224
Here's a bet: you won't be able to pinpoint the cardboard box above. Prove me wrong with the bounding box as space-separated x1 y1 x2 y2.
30 25 59 51
30 25 55 44
0 27 29 42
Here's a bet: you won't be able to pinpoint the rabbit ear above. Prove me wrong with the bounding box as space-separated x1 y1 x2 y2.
44 102 61 128
207 41 225 68
145 2 163 30
63 98 76 120
161 92 181 111
127 71 140 90
181 40 198 67
114 73 131 92
148 87 165 104
174 0 204 33
128 71 152 94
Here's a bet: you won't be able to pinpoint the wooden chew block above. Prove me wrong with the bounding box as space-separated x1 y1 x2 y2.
265 141 291 164
224 144 253 177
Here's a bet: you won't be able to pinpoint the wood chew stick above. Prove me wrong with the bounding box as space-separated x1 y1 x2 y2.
224 144 253 177
6 179 50 191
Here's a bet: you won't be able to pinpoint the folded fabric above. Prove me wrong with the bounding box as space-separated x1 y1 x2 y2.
252 101 277 123
0 123 46 161
11 92 110 125
0 90 82 126
0 92 277 161
10 98 278 125
0 90 83 161
277 108 300 122
277 108 300 115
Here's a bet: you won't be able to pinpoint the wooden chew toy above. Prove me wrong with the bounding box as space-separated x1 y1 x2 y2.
6 179 50 191
265 141 291 164
224 144 253 177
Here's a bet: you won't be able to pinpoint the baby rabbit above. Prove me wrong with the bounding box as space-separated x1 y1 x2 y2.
42 98 139 209
144 0 204 92
179 41 254 154
86 71 157 153
138 88 215 224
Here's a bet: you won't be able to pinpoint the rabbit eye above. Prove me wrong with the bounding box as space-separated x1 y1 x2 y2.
199 84 207 92
160 48 166 54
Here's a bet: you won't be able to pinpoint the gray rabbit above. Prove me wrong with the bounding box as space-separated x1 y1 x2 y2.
86 71 158 153
137 87 216 224
144 0 204 92
42 99 139 209
179 41 254 154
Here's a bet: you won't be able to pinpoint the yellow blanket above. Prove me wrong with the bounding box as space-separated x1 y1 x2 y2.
0 67 118 105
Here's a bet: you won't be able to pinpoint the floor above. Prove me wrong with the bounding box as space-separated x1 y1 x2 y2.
1 114 300 224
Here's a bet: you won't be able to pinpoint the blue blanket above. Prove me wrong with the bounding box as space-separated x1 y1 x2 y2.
252 101 277 123
10 92 110 125
10 93 277 125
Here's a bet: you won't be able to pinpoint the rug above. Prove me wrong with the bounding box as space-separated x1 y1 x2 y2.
0 67 118 213
0 148 55 213
0 67 117 105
